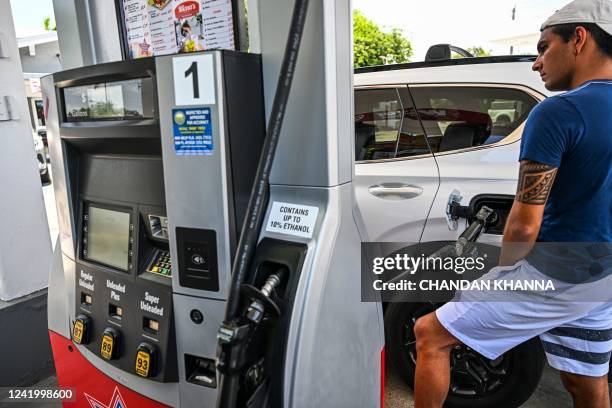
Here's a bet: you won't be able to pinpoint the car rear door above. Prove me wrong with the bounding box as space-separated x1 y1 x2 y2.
411 84 544 244
354 86 439 242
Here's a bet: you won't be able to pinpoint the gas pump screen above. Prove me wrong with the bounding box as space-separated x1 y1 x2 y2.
63 78 155 122
86 207 131 271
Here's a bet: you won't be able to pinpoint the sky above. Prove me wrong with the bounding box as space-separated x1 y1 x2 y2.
353 0 570 60
9 0 56 37
9 0 570 60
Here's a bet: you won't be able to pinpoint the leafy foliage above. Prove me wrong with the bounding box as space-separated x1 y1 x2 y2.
467 46 491 57
353 10 412 68
451 46 492 59
43 16 56 31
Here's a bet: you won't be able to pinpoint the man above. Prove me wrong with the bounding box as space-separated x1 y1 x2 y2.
413 0 612 407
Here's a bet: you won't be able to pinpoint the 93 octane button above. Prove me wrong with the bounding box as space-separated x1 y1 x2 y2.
135 342 157 378
135 351 151 377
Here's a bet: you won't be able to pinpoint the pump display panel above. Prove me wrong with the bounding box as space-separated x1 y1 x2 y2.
63 78 155 122
85 206 131 271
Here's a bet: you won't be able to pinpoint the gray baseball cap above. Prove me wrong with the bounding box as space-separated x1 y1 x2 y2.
541 0 612 36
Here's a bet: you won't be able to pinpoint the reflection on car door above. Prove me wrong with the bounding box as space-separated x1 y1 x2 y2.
354 86 439 242
411 84 542 244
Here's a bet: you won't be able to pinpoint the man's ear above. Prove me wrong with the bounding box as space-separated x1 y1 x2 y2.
574 26 588 55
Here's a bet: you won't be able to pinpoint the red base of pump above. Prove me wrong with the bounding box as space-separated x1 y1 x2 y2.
49 330 168 408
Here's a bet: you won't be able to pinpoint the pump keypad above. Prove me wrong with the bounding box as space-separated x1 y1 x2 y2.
147 250 172 277
75 263 176 382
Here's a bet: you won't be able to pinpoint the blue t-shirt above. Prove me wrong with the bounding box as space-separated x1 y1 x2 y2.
519 80 612 243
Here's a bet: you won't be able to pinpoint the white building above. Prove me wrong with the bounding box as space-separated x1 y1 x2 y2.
17 31 61 130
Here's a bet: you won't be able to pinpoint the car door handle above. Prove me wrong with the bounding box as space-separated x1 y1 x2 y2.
368 183 423 200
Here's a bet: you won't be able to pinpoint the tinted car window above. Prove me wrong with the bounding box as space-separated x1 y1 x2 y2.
410 87 538 153
395 88 431 158
354 88 403 161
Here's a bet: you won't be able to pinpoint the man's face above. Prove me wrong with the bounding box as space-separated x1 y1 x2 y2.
532 28 576 91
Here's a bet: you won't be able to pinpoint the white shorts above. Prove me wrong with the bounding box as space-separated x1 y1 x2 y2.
436 260 612 377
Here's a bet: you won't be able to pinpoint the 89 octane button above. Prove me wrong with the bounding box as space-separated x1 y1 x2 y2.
100 327 120 360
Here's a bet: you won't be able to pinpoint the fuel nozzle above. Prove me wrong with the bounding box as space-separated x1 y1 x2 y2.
455 205 496 256
241 269 285 324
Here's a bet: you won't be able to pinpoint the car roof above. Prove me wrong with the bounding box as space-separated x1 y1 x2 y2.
354 57 551 97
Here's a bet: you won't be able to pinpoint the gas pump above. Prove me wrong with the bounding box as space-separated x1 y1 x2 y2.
43 51 266 406
44 0 383 407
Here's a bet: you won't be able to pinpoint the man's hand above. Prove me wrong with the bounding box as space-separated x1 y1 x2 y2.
499 160 558 266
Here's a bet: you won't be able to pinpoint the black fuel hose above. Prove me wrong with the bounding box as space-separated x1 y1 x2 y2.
225 0 310 322
216 1 310 407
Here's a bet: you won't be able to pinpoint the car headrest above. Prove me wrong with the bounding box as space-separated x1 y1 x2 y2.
439 123 476 152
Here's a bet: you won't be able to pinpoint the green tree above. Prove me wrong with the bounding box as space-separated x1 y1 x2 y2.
43 16 56 31
353 10 412 68
467 46 491 57
451 46 491 59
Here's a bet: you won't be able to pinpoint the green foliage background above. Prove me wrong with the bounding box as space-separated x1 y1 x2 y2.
43 16 56 31
353 10 412 68
467 46 491 57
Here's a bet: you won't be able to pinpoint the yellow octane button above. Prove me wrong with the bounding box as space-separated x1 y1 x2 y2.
100 327 120 360
73 314 91 345
100 335 114 360
135 350 151 377
135 342 156 378
73 321 84 344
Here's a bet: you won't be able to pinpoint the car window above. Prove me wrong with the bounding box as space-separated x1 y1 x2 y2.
395 88 432 158
409 87 538 153
354 88 403 161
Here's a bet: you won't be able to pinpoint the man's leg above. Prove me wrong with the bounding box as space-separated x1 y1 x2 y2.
559 371 610 408
413 312 461 408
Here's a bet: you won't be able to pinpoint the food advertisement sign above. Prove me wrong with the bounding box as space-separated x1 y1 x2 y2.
121 0 235 59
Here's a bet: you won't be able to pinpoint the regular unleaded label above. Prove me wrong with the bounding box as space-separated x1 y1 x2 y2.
265 202 319 239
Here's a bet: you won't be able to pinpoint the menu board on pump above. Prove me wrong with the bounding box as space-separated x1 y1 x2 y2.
119 0 236 59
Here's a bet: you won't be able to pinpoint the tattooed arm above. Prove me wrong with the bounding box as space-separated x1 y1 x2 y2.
499 160 558 266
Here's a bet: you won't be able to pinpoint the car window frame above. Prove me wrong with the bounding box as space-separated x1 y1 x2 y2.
407 83 545 157
354 84 434 164
354 83 545 164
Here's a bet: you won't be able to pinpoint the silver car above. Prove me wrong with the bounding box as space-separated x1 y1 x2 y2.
354 54 552 408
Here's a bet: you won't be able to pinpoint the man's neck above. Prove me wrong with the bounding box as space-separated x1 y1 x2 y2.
571 59 612 89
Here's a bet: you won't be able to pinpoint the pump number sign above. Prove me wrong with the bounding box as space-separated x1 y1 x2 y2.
135 351 151 377
173 54 216 106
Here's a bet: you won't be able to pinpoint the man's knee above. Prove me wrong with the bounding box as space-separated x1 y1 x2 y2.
559 371 609 398
414 312 458 355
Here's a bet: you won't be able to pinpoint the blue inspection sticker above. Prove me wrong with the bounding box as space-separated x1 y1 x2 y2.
172 108 213 156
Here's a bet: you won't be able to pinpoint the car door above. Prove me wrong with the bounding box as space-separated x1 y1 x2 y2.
411 84 544 244
354 86 440 242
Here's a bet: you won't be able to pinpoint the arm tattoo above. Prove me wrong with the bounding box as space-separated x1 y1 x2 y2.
515 161 558 205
